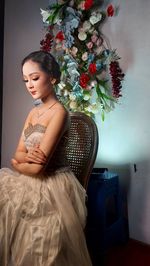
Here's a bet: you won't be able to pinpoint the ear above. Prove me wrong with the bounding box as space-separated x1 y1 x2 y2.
50 78 56 85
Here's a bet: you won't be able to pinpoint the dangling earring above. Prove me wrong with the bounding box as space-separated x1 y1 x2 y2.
51 78 56 85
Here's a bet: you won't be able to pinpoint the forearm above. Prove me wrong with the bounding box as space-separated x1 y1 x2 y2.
14 151 27 163
12 161 44 176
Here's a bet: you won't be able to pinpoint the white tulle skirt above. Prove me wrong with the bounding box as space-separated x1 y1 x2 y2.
0 167 92 266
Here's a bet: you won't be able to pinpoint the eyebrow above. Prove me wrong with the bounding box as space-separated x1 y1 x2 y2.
23 72 40 77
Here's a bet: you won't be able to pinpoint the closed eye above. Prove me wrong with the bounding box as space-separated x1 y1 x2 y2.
22 77 39 83
32 77 39 81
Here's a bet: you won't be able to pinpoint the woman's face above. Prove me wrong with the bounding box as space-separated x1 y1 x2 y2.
22 60 53 100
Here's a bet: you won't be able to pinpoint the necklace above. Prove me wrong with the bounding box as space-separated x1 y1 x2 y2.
37 101 57 119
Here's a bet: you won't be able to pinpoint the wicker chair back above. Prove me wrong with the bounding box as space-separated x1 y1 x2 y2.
66 112 99 189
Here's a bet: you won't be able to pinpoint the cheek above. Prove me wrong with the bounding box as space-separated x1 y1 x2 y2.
26 83 31 90
42 80 52 90
24 83 28 90
25 83 32 93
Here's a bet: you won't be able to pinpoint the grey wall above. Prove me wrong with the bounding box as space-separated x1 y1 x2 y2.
2 0 48 165
2 0 150 244
95 0 150 166
94 1 150 244
0 0 4 165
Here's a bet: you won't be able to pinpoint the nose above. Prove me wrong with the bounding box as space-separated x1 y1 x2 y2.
27 80 34 89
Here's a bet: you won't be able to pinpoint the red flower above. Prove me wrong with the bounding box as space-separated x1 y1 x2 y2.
79 73 90 88
84 0 93 10
88 63 97 74
109 61 124 98
107 4 115 17
55 31 65 41
40 33 53 52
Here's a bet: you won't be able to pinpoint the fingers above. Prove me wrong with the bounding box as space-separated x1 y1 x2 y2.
26 155 46 164
26 157 45 165
32 148 47 161
34 147 46 157
11 158 18 165
27 148 47 164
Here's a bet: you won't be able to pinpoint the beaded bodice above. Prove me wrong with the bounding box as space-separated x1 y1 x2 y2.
24 123 69 172
24 123 46 149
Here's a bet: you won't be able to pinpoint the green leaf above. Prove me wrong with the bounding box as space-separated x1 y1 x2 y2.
98 79 109 90
96 84 116 102
96 84 102 98
101 110 105 121
47 3 64 24
101 92 116 102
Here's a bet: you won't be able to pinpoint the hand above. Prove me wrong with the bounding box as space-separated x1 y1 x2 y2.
11 158 20 171
26 144 47 165
11 158 19 166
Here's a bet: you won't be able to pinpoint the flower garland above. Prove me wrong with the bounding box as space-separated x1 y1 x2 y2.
40 0 124 120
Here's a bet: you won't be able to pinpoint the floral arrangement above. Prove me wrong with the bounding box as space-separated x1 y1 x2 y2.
40 0 124 120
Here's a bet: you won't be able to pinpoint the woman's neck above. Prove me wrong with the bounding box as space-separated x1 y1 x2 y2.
41 92 57 107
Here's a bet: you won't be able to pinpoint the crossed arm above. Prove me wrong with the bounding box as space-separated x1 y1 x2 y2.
11 145 47 176
11 108 69 176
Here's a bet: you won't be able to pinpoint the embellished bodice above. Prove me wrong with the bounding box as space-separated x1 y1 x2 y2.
24 123 46 150
24 123 69 172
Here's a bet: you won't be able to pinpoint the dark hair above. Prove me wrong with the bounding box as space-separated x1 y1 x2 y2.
22 50 61 84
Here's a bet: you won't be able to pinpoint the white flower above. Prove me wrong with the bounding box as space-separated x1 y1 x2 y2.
85 103 99 114
90 80 97 87
83 94 91 100
56 19 62 26
89 27 95 34
82 52 88 61
40 9 50 23
69 94 76 101
78 32 87 41
70 101 77 109
82 21 91 32
90 12 102 25
58 82 65 90
64 90 69 96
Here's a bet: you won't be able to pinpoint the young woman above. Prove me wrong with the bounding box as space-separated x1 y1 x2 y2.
0 51 92 266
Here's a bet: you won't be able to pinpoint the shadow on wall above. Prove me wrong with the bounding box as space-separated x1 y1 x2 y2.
95 163 131 193
115 23 134 74
101 160 150 244
92 163 131 221
128 160 150 244
102 0 134 74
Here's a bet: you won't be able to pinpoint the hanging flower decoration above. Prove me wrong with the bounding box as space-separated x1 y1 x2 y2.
40 0 124 120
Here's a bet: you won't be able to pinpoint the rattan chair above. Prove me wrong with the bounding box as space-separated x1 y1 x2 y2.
66 112 99 189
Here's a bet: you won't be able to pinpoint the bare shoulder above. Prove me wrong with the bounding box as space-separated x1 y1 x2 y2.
47 102 70 130
52 102 69 120
26 107 36 119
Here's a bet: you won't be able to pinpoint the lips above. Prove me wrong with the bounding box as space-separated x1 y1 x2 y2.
31 91 36 95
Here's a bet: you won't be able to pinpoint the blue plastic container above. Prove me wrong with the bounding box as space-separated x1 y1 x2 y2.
86 169 128 254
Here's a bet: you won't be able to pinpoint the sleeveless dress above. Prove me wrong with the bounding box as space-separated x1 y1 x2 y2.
0 123 92 266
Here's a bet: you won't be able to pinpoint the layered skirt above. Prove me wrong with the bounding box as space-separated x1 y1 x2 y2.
0 167 92 266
